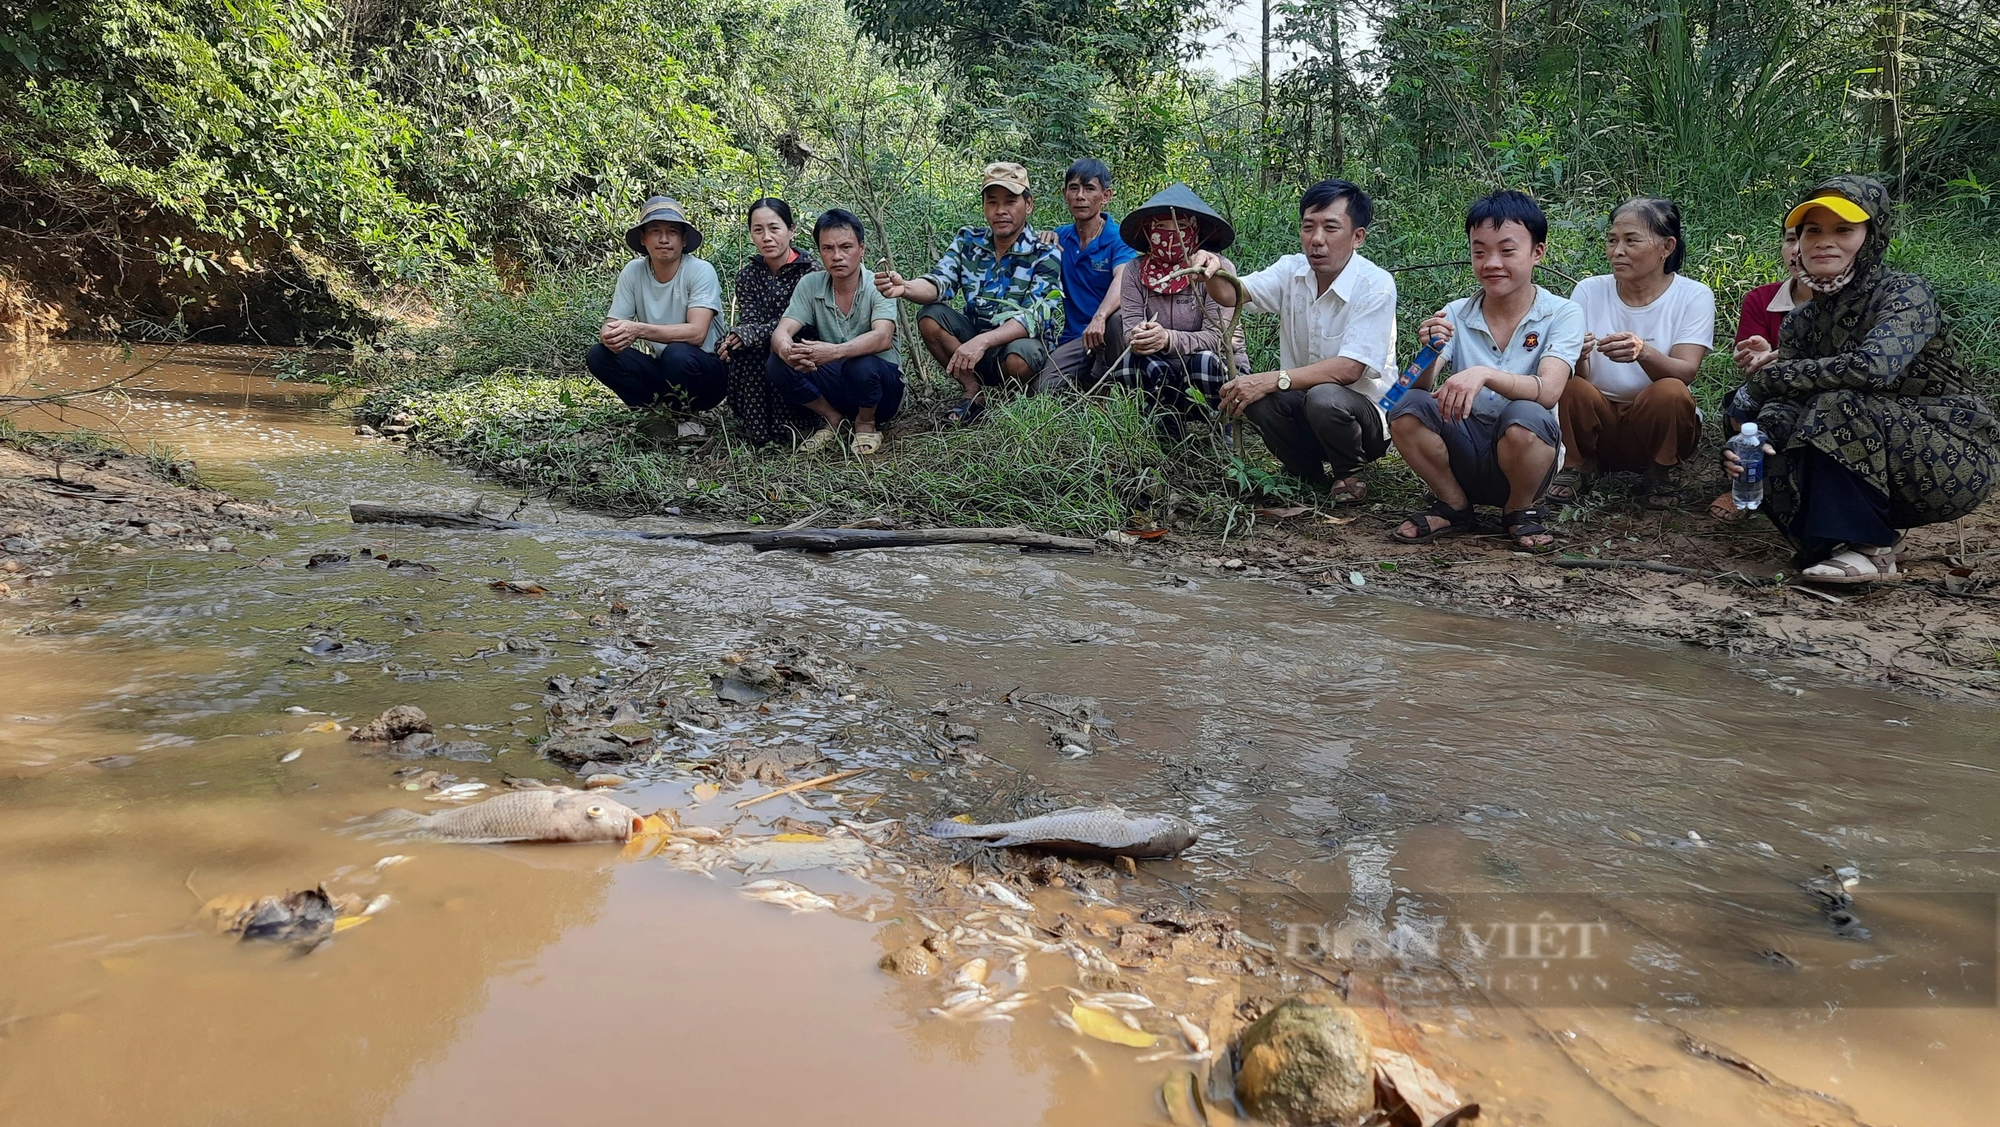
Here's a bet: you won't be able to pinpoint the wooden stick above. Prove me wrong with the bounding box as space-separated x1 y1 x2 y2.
1548 557 1773 585
350 501 528 530
731 767 872 809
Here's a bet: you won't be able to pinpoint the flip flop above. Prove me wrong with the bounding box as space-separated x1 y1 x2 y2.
948 398 986 426
797 424 842 454
1803 546 1901 585
851 430 883 457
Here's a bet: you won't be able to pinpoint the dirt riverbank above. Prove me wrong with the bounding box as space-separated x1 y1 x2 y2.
1148 487 2000 701
0 436 295 597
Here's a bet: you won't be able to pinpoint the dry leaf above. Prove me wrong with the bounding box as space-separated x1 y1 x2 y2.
332 916 371 933
1373 1048 1462 1126
1161 1069 1207 1127
1321 515 1357 525
305 720 340 733
489 580 549 595
1255 506 1311 519
691 782 720 802
1072 1003 1157 1048
950 814 974 824
771 833 825 843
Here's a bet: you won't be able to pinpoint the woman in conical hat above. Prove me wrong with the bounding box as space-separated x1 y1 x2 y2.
1105 184 1249 434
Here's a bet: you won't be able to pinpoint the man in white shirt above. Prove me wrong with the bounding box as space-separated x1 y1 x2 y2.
1191 179 1397 502
588 196 728 411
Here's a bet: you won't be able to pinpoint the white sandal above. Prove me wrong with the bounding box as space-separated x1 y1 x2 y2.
1802 545 1902 585
796 424 842 454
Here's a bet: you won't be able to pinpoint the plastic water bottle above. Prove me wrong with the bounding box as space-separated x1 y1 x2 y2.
1729 422 1765 510
1378 337 1446 412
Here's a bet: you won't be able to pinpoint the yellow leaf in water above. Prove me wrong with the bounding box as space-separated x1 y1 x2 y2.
950 814 975 824
691 783 720 802
771 833 825 843
1072 1004 1156 1048
333 916 371 932
638 813 673 835
305 720 340 733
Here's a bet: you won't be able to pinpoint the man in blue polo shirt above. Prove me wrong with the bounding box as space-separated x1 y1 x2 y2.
1388 190 1584 552
1037 158 1139 392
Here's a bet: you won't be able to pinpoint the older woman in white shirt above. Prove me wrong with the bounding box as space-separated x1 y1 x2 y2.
1551 197 1715 509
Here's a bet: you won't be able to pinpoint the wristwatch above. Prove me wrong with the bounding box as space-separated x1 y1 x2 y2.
1276 369 1292 391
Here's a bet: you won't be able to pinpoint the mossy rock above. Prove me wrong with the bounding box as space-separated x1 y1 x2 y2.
1235 993 1373 1127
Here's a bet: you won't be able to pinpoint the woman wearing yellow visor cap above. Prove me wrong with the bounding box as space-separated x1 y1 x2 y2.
1728 174 1997 583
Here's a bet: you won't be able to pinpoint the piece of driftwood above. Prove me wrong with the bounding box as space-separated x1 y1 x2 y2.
731 767 873 810
663 526 1095 553
350 502 528 531
349 502 1094 553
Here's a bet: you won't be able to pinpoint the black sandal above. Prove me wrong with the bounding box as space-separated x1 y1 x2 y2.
1502 506 1560 552
1546 467 1591 505
1392 499 1477 543
948 397 986 426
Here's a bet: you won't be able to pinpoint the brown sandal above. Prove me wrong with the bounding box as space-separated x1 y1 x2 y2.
1708 492 1745 523
1328 476 1369 505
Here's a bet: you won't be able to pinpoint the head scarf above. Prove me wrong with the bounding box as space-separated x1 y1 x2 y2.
1140 212 1202 295
1787 175 1892 297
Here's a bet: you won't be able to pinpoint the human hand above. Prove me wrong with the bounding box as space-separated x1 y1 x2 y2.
1083 313 1107 351
1435 368 1490 423
1722 442 1776 478
874 270 908 299
1187 251 1223 278
779 338 816 371
947 339 984 379
1038 229 1058 249
798 340 838 368
1578 332 1595 360
601 318 638 351
1218 371 1280 417
716 331 742 361
1734 335 1775 375
1599 331 1644 364
1130 319 1168 355
1419 312 1455 350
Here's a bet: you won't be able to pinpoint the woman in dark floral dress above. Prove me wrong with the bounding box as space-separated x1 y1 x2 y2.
717 198 821 445
1729 175 1999 582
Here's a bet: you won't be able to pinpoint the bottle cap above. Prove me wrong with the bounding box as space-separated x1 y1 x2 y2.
1741 422 1759 438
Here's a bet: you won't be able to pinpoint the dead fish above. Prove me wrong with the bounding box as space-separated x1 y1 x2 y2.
371 788 641 844
927 806 1197 860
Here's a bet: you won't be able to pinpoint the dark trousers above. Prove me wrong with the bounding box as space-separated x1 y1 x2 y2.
763 353 905 424
585 341 727 411
1790 447 1899 566
1244 382 1390 486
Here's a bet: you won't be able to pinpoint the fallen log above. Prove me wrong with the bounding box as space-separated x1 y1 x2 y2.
659 526 1096 553
349 502 1094 553
350 501 528 531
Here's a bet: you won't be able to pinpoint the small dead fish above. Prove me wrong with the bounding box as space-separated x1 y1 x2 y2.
980 880 1034 912
1175 1014 1210 1055
425 782 489 802
741 879 835 913
372 789 641 844
928 806 1196 859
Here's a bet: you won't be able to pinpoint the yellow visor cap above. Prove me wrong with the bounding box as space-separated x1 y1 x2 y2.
1784 194 1871 229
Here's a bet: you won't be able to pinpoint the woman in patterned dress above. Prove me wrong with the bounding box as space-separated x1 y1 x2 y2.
1730 175 1999 582
717 198 821 445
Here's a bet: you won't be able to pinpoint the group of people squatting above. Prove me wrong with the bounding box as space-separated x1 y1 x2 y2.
588 162 1997 585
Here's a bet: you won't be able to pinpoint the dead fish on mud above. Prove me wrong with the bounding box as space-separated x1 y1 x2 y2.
740 878 836 912
369 788 643 844
928 806 1197 859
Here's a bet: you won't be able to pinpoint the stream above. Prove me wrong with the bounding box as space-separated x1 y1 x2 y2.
2 342 1995 1126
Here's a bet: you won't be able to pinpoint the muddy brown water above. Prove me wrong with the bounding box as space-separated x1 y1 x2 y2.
2 342 1996 1126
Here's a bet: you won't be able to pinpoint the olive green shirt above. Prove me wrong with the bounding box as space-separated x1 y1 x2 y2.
782 269 901 366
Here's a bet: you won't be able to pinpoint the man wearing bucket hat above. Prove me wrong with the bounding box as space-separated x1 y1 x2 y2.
874 161 1063 424
1103 183 1249 431
586 195 728 412
1190 179 1398 503
1725 174 1998 584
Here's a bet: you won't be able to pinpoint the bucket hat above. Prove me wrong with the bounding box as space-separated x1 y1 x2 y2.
625 196 704 255
1121 183 1234 254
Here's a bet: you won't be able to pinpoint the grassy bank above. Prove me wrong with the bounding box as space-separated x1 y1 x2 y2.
356 192 2000 536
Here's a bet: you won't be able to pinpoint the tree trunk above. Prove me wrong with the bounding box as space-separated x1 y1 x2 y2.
1327 0 1347 173
1261 0 1274 187
1874 0 1907 196
1485 0 1508 124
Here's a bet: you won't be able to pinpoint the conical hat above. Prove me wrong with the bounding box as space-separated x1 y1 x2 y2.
1121 183 1234 253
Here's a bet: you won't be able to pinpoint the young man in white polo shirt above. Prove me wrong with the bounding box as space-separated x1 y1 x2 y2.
1190 180 1397 502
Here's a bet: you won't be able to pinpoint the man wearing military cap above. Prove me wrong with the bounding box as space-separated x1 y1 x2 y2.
874 162 1064 424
